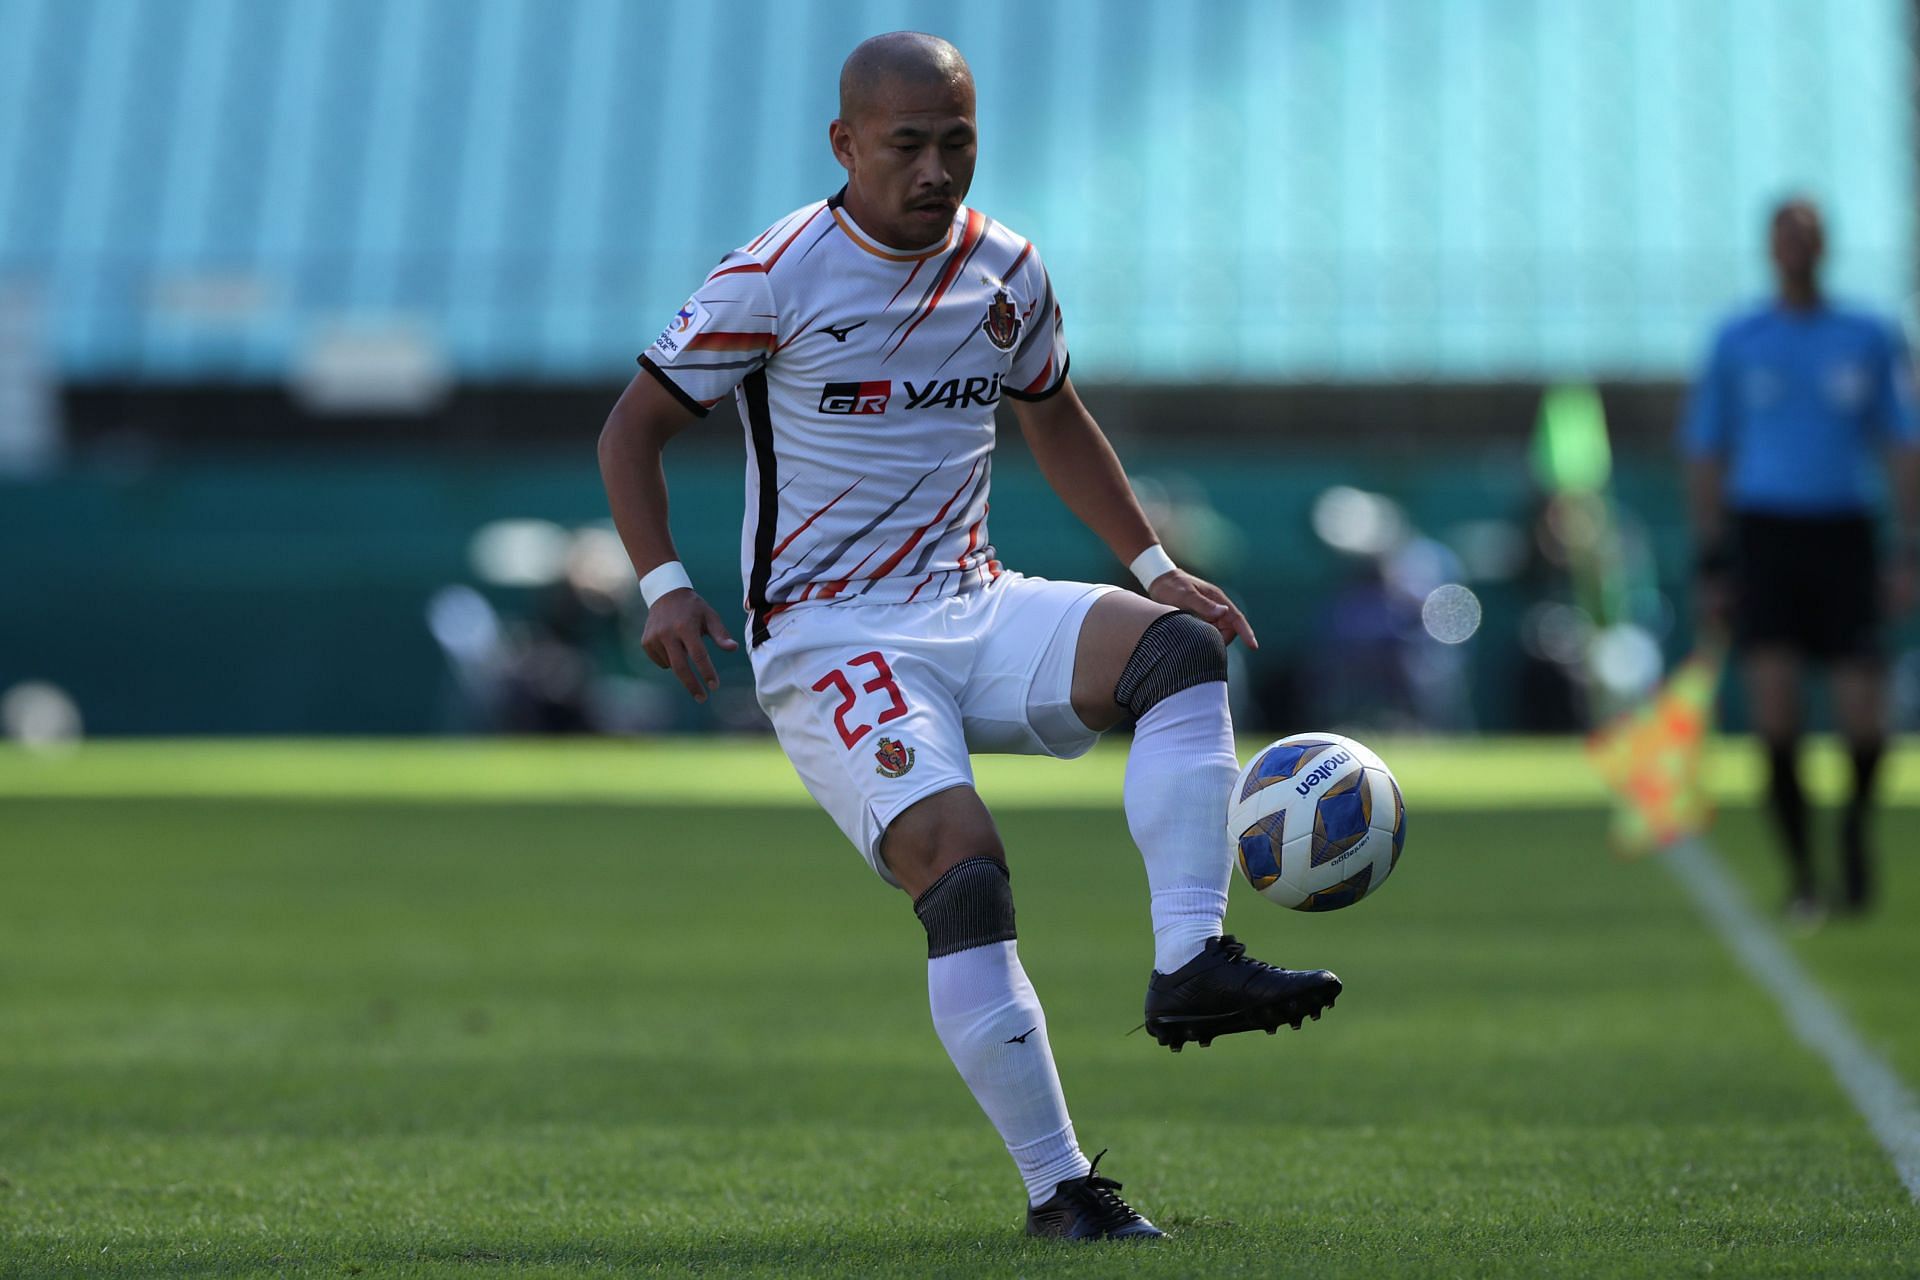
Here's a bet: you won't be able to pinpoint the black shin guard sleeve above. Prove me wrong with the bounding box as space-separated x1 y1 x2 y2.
1112 612 1227 720
912 857 1016 959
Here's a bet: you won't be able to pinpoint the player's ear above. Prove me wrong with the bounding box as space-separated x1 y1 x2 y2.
828 119 856 174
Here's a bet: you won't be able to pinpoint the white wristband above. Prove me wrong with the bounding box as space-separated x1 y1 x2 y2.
1128 543 1178 590
638 560 694 606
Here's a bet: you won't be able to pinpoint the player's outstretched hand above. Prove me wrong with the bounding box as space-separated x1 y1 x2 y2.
640 587 739 702
1147 570 1259 650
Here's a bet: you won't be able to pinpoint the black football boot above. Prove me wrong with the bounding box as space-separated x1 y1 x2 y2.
1143 934 1341 1052
1025 1151 1164 1240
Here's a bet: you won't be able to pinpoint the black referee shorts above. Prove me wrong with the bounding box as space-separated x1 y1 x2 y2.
1731 511 1881 661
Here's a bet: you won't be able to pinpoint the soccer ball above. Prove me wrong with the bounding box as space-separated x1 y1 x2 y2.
1229 733 1405 911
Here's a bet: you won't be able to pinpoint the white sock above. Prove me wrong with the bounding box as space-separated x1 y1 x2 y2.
1125 681 1237 973
928 940 1092 1205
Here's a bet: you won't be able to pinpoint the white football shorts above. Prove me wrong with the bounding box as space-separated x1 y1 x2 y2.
751 572 1117 887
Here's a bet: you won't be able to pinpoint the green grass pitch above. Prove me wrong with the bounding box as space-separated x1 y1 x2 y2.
2 740 1916 1276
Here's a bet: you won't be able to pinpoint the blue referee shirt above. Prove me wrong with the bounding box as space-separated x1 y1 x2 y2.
1682 302 1920 515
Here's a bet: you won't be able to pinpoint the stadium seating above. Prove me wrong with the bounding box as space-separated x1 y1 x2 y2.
0 0 1909 382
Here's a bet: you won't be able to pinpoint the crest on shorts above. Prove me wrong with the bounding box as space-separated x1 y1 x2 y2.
981 289 1021 351
874 737 916 779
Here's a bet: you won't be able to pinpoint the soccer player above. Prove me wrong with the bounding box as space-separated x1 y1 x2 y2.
1684 197 1920 920
599 32 1342 1240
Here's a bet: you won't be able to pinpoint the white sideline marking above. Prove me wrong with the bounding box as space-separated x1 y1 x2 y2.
1666 838 1920 1202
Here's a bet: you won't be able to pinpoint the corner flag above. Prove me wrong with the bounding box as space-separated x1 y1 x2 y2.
1585 646 1725 858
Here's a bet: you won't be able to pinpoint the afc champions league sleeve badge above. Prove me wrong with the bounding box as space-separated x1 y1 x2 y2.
981 288 1022 351
650 297 711 363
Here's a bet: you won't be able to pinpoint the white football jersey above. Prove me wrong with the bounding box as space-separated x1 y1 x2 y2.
640 190 1069 644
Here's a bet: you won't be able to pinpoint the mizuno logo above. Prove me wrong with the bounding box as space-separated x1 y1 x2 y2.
817 320 867 343
1006 1027 1037 1044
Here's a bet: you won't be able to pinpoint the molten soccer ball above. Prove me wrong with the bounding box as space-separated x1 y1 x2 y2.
1229 733 1405 911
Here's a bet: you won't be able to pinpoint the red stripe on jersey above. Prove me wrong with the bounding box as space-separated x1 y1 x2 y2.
686 331 775 351
708 261 768 279
763 206 827 272
887 209 985 359
959 512 984 566
747 215 790 253
864 458 980 582
887 255 928 309
1020 352 1054 393
903 570 938 603
1005 240 1033 280
757 581 816 623
815 545 881 600
959 500 991 579
771 478 862 559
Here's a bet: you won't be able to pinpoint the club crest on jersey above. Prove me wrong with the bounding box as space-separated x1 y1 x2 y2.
874 737 915 779
981 288 1022 351
820 381 891 414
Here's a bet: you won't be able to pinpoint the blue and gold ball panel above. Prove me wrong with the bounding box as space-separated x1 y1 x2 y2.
1237 811 1286 891
1309 769 1374 867
1389 777 1405 869
1238 738 1342 802
1300 863 1373 911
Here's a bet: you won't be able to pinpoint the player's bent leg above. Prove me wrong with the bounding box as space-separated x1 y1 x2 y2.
888 787 1157 1236
1075 596 1236 970
878 784 1005 898
1070 595 1343 1052
1067 590 1175 732
1831 657 1888 913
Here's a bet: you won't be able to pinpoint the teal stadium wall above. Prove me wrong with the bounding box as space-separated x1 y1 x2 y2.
0 0 1910 383
4 449 1679 735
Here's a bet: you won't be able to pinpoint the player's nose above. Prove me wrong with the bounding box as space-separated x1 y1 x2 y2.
914 152 950 191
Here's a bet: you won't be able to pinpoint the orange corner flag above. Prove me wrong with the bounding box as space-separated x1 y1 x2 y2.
1585 647 1725 858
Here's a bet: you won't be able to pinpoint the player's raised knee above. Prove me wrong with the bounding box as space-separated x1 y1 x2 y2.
912 856 1016 958
1113 611 1227 719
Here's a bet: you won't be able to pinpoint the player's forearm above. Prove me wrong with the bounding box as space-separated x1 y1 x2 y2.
597 412 684 581
1016 394 1158 563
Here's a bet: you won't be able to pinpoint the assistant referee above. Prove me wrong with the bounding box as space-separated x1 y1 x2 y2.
1684 198 1920 919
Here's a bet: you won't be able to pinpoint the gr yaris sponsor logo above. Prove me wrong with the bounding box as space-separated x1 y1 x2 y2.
819 381 891 414
903 373 1002 410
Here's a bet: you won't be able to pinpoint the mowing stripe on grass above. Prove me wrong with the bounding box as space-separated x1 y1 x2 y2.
3 738 1916 807
1667 838 1920 1202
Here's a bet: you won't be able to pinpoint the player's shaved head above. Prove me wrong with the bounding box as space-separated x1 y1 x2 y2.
829 32 978 251
838 31 973 124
